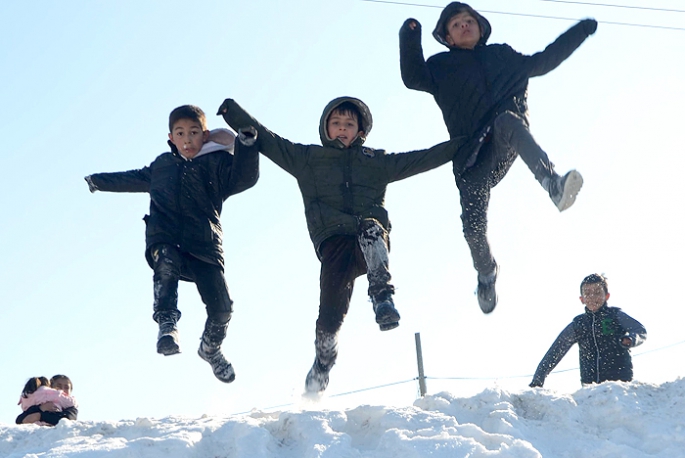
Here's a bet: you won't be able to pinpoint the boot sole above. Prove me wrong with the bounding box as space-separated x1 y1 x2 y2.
379 321 400 331
375 304 401 325
157 335 181 356
556 170 583 212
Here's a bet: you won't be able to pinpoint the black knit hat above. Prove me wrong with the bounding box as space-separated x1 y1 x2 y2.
432 2 492 48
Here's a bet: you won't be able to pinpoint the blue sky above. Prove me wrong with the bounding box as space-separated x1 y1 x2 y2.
1 0 684 423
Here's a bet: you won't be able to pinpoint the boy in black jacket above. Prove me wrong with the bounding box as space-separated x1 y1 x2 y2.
218 96 472 394
399 2 597 313
85 105 259 383
529 274 647 388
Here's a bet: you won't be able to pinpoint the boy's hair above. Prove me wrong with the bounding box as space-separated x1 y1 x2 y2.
50 374 73 390
580 273 609 294
21 376 50 398
330 101 364 133
168 105 207 132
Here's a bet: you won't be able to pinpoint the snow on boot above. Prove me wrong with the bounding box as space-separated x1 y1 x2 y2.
372 290 400 331
477 264 499 314
155 311 181 356
548 170 583 212
197 319 235 383
304 330 338 395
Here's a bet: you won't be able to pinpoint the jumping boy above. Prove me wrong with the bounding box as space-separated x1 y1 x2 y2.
529 274 647 388
399 2 597 313
217 96 472 394
85 105 259 383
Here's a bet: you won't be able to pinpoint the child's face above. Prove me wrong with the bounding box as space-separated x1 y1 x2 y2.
168 118 209 159
51 378 72 395
580 283 610 312
327 111 362 147
445 12 481 50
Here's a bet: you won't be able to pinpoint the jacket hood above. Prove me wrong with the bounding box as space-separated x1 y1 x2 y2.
319 96 373 149
432 2 492 48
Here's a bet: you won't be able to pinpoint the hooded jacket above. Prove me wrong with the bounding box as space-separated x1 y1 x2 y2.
87 133 259 271
400 3 595 140
531 305 647 387
218 97 470 256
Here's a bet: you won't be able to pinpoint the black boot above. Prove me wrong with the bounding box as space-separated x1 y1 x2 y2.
372 290 400 331
477 264 499 314
305 330 338 394
198 318 235 383
154 310 181 356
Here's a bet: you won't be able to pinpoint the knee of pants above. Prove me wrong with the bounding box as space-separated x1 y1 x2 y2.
207 298 233 324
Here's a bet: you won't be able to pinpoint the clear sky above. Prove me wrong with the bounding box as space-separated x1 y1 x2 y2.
1 0 684 424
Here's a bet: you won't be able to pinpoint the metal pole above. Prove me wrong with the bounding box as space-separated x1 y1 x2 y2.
415 332 427 397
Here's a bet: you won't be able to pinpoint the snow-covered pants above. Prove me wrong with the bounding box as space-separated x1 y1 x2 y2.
151 244 233 324
316 219 394 335
456 111 555 274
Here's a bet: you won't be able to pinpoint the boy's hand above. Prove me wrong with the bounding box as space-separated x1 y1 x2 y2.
85 175 98 193
620 336 632 347
402 18 421 32
581 18 597 36
217 98 233 116
39 402 58 412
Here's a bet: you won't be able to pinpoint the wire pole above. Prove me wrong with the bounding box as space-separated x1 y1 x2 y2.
415 332 427 396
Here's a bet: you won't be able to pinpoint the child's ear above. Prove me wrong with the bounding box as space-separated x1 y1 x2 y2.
579 295 585 304
203 130 210 143
605 292 611 301
168 133 173 142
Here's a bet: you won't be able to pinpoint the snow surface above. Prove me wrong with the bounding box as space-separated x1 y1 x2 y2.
3 379 684 458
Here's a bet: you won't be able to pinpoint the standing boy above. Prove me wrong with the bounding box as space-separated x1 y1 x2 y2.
529 274 647 388
85 105 259 383
218 96 471 394
399 2 597 313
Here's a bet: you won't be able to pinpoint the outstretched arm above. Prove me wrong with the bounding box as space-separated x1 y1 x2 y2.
86 167 152 193
223 126 260 198
525 19 597 78
399 18 437 95
529 323 577 388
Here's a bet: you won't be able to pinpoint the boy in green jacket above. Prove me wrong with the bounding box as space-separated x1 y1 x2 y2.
218 96 471 394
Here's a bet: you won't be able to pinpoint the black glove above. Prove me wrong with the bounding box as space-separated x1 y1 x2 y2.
401 18 421 34
581 18 597 36
238 126 258 147
216 98 232 116
84 175 98 193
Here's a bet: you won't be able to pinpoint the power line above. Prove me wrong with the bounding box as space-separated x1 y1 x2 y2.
540 0 685 14
360 0 685 31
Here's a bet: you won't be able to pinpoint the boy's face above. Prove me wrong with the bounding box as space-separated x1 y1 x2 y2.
580 283 610 312
168 118 209 159
51 378 72 396
445 12 481 50
327 111 363 148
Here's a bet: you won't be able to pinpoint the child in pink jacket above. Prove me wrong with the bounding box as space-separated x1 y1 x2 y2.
18 377 77 425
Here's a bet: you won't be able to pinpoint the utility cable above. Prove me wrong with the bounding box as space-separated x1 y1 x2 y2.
540 0 685 14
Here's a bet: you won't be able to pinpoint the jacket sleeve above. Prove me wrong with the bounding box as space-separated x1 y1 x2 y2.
616 311 647 348
523 20 594 78
40 406 79 425
87 167 152 193
384 135 470 183
223 130 260 198
218 98 308 177
399 19 438 95
530 323 577 387
16 405 41 424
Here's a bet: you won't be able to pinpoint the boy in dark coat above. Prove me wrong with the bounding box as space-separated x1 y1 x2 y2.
399 2 597 313
218 96 472 394
529 274 647 388
85 105 259 383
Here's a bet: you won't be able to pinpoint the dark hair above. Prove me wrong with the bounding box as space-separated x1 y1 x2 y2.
580 273 609 294
168 105 207 132
329 101 364 133
21 376 50 398
50 374 73 391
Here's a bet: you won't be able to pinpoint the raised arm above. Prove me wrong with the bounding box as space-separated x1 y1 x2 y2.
525 19 597 78
399 18 438 95
529 323 577 388
85 167 152 193
217 98 307 177
616 311 647 348
221 126 260 198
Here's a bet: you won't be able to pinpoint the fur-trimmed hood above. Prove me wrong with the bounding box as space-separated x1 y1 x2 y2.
432 2 492 48
318 96 373 149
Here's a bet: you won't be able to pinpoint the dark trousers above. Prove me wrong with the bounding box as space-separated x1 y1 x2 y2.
456 111 555 274
151 244 233 324
316 219 393 335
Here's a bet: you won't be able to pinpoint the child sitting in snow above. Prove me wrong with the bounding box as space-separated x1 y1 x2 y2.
399 2 597 313
16 376 78 426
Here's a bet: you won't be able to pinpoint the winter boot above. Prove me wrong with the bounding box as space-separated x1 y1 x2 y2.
197 318 235 383
305 330 338 394
545 170 583 212
155 310 181 356
477 264 499 314
372 290 400 331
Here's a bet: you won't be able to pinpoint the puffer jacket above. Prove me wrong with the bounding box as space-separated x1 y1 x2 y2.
400 6 595 139
88 139 259 270
531 305 647 386
218 97 470 256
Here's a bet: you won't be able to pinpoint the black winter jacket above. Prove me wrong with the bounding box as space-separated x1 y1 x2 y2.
531 305 647 387
16 405 78 425
400 15 594 140
88 141 259 271
218 97 471 256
